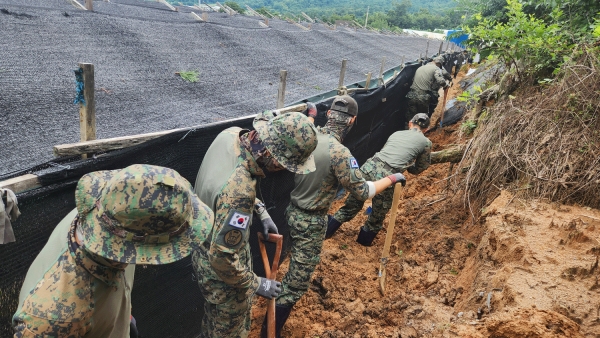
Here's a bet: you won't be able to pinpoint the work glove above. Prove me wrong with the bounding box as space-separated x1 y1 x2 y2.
256 277 282 299
306 102 318 119
255 202 279 239
386 173 406 186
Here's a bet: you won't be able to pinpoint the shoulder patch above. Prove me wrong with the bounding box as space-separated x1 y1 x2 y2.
228 211 250 229
350 157 360 169
223 230 243 247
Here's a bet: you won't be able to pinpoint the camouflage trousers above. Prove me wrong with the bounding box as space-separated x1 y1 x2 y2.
192 248 253 338
406 89 433 119
333 157 395 233
276 204 327 307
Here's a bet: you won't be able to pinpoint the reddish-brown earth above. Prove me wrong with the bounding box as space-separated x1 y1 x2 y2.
249 70 600 338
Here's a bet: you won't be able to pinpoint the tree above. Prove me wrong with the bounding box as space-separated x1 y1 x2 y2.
387 0 413 28
224 1 246 14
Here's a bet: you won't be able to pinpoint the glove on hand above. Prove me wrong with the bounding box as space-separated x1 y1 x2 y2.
256 202 279 239
256 277 282 299
306 102 318 118
261 216 278 239
387 173 406 186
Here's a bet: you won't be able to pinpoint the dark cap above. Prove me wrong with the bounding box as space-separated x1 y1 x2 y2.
410 113 430 129
330 95 358 116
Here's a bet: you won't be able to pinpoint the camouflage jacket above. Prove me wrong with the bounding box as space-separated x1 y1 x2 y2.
290 128 369 212
374 128 432 175
13 209 135 338
410 62 448 93
194 127 263 290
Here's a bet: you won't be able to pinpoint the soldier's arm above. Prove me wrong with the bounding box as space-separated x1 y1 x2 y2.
332 146 373 201
208 193 258 289
407 140 432 175
441 68 452 81
434 69 449 88
13 311 89 337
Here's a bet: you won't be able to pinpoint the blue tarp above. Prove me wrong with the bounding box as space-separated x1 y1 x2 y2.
447 29 468 48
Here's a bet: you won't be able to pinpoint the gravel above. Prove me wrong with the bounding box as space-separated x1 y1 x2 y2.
0 0 435 175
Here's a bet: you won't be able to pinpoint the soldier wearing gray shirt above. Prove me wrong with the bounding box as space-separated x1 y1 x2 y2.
327 113 432 246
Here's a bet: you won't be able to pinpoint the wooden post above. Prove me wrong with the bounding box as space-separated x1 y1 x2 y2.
277 70 287 109
78 63 96 159
378 56 386 85
365 72 372 89
439 41 443 54
202 12 208 21
401 55 405 67
85 0 93 11
338 59 347 89
425 40 429 59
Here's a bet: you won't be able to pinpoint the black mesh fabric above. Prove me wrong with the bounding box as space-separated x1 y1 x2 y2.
0 54 458 337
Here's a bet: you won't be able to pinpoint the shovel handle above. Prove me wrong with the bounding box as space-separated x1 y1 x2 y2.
257 233 283 338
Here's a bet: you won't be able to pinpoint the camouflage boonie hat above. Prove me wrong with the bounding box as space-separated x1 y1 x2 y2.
433 56 445 64
75 164 214 265
253 111 317 174
410 113 431 129
331 95 358 116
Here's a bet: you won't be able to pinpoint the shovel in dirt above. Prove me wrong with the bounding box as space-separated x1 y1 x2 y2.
378 183 403 296
439 86 449 129
257 232 284 338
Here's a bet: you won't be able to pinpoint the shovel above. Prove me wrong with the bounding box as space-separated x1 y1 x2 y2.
378 183 403 295
257 232 283 338
439 86 449 129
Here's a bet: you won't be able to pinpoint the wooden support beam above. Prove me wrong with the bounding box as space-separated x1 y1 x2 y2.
425 40 429 59
202 12 208 21
0 174 41 195
365 72 372 89
338 59 347 89
85 0 93 11
259 21 268 28
286 18 310 31
157 0 176 11
68 0 87 10
77 63 96 160
53 103 310 157
378 56 386 85
190 12 204 21
439 41 443 54
277 70 287 109
301 12 315 23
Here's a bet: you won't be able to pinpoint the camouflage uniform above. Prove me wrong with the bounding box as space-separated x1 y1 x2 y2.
406 62 449 118
277 127 370 307
193 111 317 338
13 165 212 337
334 129 432 233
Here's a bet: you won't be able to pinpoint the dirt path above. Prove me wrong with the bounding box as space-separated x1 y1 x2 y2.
249 69 600 337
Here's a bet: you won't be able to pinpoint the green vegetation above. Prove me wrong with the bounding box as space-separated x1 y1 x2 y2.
460 120 477 135
177 70 199 83
224 1 245 14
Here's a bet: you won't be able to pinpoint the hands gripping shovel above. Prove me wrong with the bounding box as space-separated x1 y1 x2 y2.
378 183 403 295
258 232 283 338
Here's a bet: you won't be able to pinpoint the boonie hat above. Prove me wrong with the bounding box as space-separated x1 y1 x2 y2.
75 164 214 265
253 111 318 174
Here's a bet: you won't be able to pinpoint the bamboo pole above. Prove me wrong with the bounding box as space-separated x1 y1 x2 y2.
277 70 287 109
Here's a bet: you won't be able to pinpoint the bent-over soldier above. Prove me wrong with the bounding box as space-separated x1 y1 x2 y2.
193 111 318 338
13 164 214 337
266 96 406 337
406 56 451 120
327 113 432 246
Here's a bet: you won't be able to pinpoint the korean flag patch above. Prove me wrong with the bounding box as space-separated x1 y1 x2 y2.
350 157 360 169
228 211 250 229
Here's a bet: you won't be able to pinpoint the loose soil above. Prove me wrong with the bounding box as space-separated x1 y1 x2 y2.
250 70 600 338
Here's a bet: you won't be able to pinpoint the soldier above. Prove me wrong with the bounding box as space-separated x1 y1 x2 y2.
454 50 468 79
327 113 432 246
192 111 318 338
264 96 406 337
406 56 452 120
12 164 214 337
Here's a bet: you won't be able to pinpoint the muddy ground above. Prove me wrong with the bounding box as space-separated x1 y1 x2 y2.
250 70 600 338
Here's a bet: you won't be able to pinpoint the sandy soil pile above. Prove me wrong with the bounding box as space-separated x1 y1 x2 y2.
250 71 600 337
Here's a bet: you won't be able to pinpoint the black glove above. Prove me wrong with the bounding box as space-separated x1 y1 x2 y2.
256 277 282 299
306 102 317 119
386 173 406 186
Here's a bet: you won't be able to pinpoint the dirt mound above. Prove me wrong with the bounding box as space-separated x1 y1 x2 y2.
249 69 600 337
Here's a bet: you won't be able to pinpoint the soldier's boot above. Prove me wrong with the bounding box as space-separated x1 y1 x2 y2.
325 215 342 239
260 304 294 338
356 226 378 246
